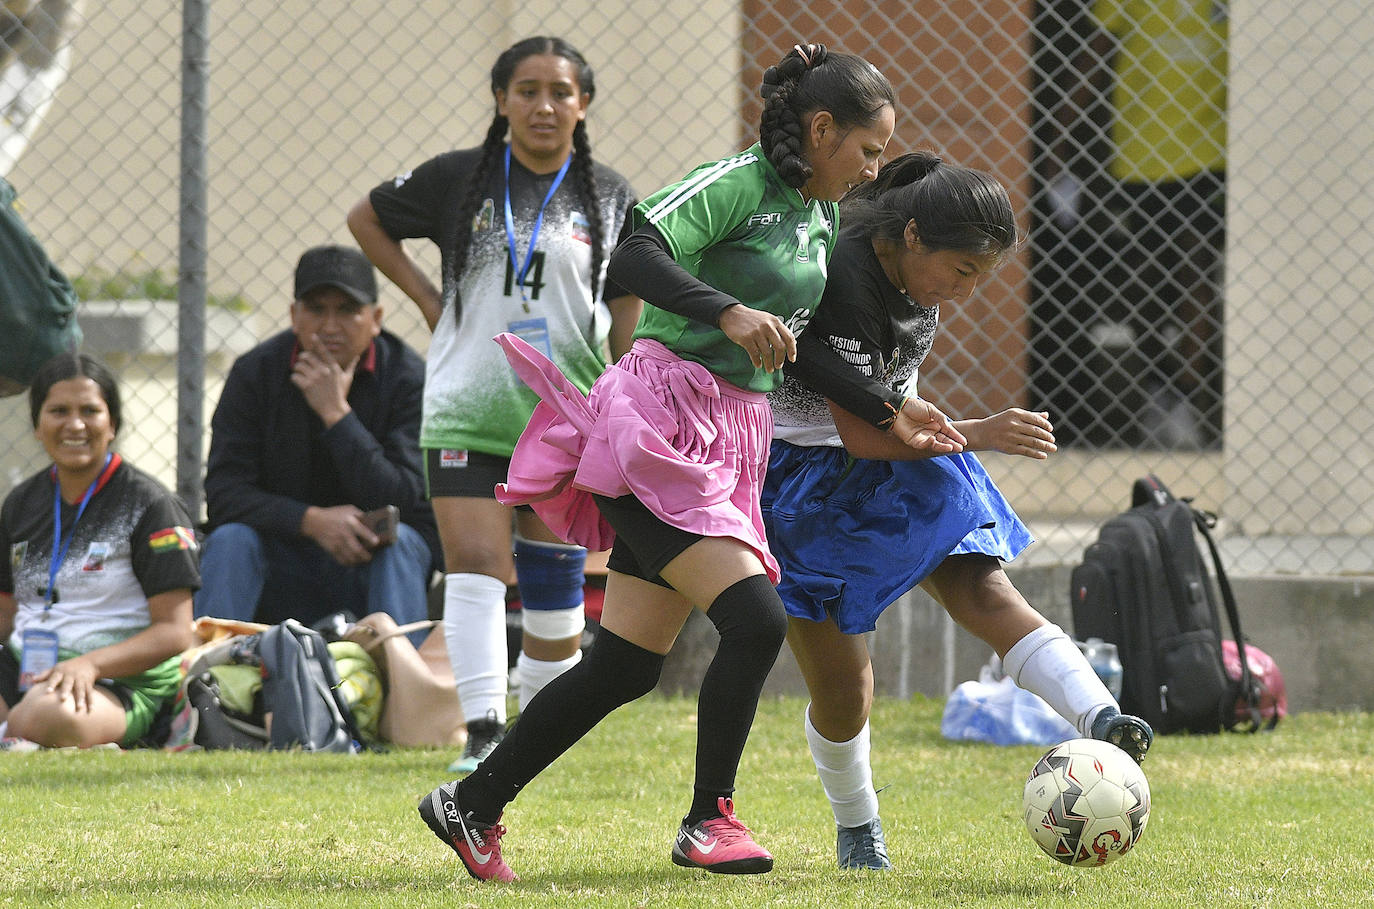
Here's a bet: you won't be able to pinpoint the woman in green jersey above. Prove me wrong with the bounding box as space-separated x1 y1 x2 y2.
418 44 956 882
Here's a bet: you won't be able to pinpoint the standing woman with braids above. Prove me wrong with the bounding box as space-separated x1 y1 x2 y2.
348 37 639 773
414 43 919 883
763 152 1153 870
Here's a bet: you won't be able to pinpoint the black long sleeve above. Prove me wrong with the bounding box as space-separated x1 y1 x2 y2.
788 331 908 429
605 225 739 326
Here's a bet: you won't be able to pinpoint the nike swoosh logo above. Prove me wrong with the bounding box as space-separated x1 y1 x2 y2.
688 832 717 855
462 821 492 865
437 792 493 867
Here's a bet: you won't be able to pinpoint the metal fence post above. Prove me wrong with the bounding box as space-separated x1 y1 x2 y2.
178 0 209 521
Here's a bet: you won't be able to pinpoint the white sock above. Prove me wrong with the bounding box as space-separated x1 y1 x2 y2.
442 572 509 726
514 650 582 713
1002 623 1114 735
804 705 879 828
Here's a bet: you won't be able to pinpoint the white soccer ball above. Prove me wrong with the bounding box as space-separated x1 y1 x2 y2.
1022 737 1151 867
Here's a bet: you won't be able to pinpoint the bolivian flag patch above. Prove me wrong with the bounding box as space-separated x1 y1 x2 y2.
149 526 198 552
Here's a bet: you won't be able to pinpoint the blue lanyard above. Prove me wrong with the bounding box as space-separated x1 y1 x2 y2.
503 145 572 310
47 453 111 610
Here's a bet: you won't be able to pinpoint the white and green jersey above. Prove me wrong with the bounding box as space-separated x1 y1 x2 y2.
633 143 838 392
370 147 636 456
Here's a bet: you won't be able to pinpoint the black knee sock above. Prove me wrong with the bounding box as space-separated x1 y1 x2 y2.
685 574 788 826
458 628 663 825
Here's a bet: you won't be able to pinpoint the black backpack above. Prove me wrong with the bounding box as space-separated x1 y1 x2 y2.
173 620 365 752
256 620 365 752
1070 475 1268 734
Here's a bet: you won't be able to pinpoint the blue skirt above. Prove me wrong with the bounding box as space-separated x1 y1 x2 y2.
761 442 1033 633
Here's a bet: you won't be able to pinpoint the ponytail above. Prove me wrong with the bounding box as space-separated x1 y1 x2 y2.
841 151 1018 259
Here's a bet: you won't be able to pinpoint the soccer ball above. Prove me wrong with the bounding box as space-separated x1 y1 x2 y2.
1022 737 1150 867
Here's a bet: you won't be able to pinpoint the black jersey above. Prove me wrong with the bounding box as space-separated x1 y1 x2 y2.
368 146 637 454
1 456 200 653
772 228 939 444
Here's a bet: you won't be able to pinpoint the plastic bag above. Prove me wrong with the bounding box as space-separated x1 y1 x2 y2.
940 656 1077 746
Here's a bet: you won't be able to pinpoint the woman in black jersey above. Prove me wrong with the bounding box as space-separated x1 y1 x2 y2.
764 152 1153 870
349 37 640 774
0 354 198 749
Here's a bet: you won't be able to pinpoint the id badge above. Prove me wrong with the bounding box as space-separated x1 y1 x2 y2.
19 628 60 691
508 317 553 360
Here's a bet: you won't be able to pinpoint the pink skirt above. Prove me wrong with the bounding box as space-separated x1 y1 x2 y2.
494 333 779 583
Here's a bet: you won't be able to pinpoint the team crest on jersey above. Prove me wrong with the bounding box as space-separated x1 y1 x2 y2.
783 308 813 337
570 211 591 245
795 223 810 262
474 199 495 233
82 543 110 571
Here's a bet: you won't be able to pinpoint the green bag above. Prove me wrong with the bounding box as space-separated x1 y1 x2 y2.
0 177 81 396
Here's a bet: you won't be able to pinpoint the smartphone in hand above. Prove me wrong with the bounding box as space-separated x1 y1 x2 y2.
360 505 399 548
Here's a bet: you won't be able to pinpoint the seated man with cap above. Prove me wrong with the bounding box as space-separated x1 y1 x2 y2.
195 244 440 634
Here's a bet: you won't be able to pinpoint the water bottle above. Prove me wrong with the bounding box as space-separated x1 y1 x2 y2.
1080 637 1124 701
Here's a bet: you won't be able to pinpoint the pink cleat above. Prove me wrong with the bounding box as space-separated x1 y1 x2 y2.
671 797 774 874
417 780 518 882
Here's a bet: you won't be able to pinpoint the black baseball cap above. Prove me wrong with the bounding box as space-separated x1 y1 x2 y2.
293 244 378 305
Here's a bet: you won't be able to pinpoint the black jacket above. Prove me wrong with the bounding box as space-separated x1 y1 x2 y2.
204 329 440 571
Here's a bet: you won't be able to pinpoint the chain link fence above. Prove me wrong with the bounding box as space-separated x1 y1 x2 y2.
3 0 1371 575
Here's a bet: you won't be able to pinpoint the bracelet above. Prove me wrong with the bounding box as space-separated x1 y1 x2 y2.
878 395 908 430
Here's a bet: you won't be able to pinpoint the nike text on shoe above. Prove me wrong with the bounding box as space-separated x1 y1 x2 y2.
448 709 506 775
417 780 518 882
837 816 892 870
1091 706 1154 764
670 797 773 874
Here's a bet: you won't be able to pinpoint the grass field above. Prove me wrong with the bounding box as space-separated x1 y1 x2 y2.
2 695 1371 908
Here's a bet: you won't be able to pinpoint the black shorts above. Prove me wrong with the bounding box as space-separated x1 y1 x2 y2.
0 646 19 709
423 448 530 511
594 494 702 589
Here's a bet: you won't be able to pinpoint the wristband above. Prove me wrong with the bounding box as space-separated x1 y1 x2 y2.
879 394 908 430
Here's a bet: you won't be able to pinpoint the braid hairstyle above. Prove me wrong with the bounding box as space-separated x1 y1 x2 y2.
759 43 895 189
569 120 606 302
841 150 1019 261
445 116 509 308
446 36 605 316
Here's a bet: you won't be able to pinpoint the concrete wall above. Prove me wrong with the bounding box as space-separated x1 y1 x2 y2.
659 564 1374 716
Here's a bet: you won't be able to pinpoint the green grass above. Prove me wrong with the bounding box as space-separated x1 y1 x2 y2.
2 696 1371 908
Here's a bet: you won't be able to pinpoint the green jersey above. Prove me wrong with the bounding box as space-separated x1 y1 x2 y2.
633 144 838 392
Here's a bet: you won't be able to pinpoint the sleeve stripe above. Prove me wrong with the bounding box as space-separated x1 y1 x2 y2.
642 152 760 225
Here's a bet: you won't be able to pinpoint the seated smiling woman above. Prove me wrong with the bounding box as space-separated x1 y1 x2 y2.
0 353 198 749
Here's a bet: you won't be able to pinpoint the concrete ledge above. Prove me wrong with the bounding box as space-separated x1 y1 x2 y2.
78 300 262 359
657 566 1374 715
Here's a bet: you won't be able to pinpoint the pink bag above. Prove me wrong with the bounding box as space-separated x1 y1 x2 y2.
1223 640 1287 730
